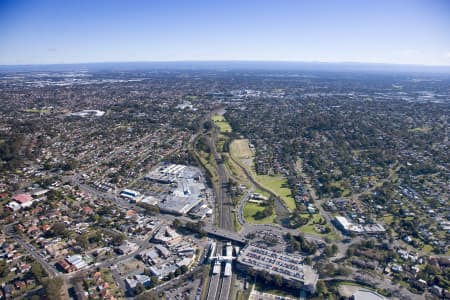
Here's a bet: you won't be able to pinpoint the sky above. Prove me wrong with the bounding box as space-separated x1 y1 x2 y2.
0 0 449 66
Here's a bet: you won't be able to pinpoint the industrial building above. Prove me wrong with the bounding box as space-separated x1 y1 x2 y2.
236 244 318 293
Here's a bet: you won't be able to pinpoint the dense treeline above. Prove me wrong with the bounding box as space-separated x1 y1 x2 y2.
226 95 449 199
0 134 24 171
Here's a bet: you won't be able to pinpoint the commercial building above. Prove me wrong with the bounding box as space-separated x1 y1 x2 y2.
57 259 77 273
236 244 318 293
140 195 159 206
334 216 364 234
116 241 139 255
7 193 35 211
144 164 188 184
120 189 142 202
158 195 202 215
66 254 88 270
363 223 386 235
155 244 171 258
144 164 209 215
334 216 385 235
189 203 213 219
58 254 88 272
125 274 151 291
70 110 105 117
152 225 182 246
141 237 197 280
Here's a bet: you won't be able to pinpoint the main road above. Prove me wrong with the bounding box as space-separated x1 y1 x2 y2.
3 223 58 278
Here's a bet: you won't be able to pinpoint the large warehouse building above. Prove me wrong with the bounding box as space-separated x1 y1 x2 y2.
143 164 209 215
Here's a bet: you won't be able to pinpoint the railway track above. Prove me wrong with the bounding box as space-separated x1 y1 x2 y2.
193 109 234 300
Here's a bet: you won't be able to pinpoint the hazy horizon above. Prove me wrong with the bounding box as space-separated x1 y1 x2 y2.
2 60 450 75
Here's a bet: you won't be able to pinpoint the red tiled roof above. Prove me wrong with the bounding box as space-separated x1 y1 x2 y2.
41 224 51 231
82 207 93 214
12 193 32 204
126 209 136 216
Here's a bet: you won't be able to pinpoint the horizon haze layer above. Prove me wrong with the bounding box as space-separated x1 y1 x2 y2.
1 60 450 74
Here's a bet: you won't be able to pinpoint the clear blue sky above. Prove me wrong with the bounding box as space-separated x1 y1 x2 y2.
0 0 449 65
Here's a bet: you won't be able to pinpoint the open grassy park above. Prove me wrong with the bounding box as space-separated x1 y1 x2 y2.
294 213 339 240
255 175 296 210
230 139 296 211
243 202 276 224
211 115 232 133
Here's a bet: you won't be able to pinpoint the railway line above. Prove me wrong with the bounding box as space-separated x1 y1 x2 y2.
191 109 235 300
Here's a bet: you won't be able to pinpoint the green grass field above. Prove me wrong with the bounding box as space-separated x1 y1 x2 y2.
243 202 276 224
216 133 229 152
211 115 232 133
256 175 296 210
230 139 296 211
230 139 254 159
197 151 218 183
422 244 434 253
234 212 242 231
297 213 340 240
409 127 432 133
330 180 352 197
224 156 252 189
382 214 394 225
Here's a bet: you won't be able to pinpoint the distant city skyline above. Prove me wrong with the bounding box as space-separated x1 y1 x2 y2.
1 0 449 66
